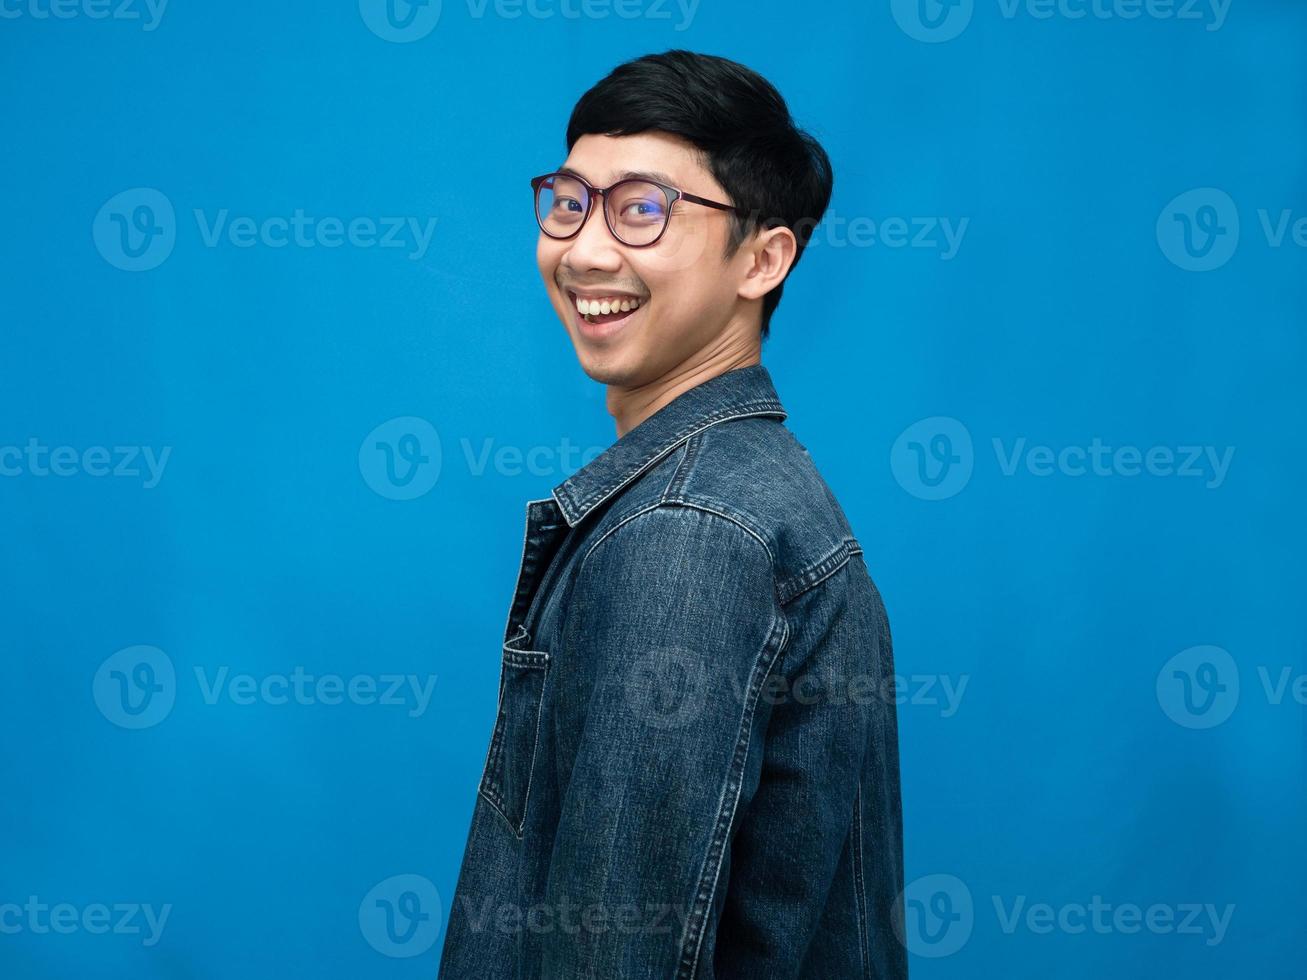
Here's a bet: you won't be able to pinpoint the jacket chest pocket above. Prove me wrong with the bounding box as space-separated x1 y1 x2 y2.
478 632 550 838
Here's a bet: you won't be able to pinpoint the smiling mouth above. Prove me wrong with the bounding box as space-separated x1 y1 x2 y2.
567 290 644 329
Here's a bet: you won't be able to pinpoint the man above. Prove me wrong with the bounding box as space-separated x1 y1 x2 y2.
439 50 905 979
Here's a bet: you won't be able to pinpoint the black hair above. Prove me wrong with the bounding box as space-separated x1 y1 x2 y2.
565 50 833 341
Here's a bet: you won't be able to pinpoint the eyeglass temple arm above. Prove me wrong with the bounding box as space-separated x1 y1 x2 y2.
678 191 737 212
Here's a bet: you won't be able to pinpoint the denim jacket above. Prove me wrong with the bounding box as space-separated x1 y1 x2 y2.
439 363 906 979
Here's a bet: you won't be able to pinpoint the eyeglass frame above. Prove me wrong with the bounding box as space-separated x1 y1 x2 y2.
529 170 739 248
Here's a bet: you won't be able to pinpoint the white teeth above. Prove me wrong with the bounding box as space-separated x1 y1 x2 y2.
572 295 642 316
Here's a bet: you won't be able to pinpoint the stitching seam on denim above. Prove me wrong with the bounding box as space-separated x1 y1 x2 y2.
477 652 550 840
575 494 775 572
677 612 790 979
567 403 778 510
852 785 871 980
778 537 864 605
476 645 515 815
662 433 699 501
499 499 548 645
553 403 785 521
512 659 549 839
662 500 775 567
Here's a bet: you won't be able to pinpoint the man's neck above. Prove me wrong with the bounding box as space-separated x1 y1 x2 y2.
607 345 762 438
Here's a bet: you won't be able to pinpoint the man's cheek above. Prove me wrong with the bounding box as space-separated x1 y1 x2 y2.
536 240 560 280
650 223 714 274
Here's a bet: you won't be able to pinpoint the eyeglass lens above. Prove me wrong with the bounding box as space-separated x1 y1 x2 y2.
535 174 671 246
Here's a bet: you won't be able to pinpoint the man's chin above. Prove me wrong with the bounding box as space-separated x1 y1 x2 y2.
574 353 635 389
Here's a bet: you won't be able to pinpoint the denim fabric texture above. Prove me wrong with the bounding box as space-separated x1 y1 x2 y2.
439 363 906 979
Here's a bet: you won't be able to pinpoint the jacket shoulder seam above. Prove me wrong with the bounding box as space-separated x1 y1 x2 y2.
578 498 778 573
777 537 864 605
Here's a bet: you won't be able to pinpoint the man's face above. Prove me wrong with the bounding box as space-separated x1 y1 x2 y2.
536 132 750 388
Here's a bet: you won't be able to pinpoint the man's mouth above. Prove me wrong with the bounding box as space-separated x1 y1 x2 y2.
567 290 644 333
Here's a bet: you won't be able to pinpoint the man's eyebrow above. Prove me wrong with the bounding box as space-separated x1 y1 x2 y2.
557 166 679 186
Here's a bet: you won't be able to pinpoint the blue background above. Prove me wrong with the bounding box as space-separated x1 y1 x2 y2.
2 0 1303 976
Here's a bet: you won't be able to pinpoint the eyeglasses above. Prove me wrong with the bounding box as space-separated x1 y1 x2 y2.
530 171 738 248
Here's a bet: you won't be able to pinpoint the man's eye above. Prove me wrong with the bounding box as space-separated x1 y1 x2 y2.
623 201 664 218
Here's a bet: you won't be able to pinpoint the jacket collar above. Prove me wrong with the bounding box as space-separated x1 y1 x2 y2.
551 363 787 528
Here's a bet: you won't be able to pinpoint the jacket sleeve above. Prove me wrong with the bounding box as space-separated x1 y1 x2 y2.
540 503 788 979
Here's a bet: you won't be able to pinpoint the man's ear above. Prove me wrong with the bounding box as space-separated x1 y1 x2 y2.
737 226 798 301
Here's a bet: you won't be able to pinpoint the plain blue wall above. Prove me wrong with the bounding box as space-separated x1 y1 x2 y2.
2 1 1303 976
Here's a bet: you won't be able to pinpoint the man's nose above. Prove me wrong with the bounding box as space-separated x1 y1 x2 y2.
563 196 623 270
